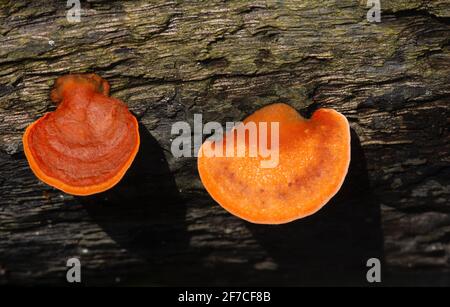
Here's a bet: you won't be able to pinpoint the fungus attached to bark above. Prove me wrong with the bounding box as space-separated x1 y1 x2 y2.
23 73 140 196
197 103 350 224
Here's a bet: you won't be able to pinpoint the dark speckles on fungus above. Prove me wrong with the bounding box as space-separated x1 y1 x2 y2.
198 103 351 224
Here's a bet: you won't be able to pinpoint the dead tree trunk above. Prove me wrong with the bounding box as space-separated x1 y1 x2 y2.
0 0 449 286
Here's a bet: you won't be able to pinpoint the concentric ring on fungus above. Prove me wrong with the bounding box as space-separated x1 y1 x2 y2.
23 73 140 196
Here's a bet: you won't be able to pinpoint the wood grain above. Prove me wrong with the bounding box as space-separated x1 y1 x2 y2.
0 0 449 285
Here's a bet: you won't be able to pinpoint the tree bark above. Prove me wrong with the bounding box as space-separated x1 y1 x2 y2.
0 0 449 286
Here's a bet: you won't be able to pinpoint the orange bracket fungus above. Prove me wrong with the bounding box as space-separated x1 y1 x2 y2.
198 103 350 224
23 74 140 196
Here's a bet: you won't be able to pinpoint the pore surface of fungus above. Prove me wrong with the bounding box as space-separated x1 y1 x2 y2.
23 74 140 196
198 103 350 224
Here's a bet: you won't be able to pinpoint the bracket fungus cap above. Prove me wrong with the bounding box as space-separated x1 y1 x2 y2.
23 73 140 196
197 103 351 224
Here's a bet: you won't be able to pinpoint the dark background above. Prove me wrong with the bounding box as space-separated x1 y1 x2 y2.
0 0 449 286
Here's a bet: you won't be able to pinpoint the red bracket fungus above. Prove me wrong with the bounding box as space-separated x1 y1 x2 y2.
198 103 350 224
23 73 140 196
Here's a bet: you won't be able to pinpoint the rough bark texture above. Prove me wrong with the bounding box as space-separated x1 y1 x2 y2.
0 0 449 286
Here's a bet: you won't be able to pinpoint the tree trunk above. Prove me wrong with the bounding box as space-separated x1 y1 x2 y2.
0 0 449 286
